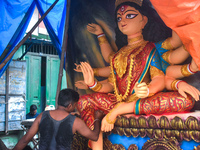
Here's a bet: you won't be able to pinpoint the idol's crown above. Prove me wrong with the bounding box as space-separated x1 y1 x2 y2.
115 0 143 8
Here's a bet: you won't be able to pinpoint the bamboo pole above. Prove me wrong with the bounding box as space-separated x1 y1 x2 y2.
55 0 71 108
0 0 59 70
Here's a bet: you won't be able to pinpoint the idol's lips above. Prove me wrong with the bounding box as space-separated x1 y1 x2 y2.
122 24 127 27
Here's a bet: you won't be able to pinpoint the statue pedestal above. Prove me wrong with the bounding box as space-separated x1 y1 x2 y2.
107 111 200 150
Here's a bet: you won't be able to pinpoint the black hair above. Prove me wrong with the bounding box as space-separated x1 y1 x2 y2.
115 0 172 49
58 88 79 107
30 104 37 112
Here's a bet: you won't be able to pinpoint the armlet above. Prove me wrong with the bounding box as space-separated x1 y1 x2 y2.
162 50 173 64
150 66 164 79
161 38 174 50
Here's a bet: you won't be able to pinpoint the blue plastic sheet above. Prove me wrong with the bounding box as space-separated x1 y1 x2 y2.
0 0 35 77
0 0 66 77
35 0 66 57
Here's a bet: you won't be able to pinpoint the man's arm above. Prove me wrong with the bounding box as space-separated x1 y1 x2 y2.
13 113 42 150
73 117 101 141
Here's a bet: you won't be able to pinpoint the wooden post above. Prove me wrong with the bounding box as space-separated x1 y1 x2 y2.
55 0 71 108
5 67 9 134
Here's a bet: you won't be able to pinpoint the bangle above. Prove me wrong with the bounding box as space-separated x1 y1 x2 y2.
161 38 174 50
88 80 97 88
89 81 102 92
181 64 195 77
94 119 100 123
176 80 186 90
97 33 105 38
162 50 173 64
171 80 180 91
146 86 155 97
171 80 186 90
188 63 197 74
146 88 149 97
98 35 108 45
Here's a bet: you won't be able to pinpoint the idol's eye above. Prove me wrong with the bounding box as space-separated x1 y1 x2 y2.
117 17 122 22
126 14 137 19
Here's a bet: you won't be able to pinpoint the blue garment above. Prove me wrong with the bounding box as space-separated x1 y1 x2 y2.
26 112 39 119
154 41 171 73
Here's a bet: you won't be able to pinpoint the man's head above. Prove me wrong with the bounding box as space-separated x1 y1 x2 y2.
30 104 37 115
58 88 79 111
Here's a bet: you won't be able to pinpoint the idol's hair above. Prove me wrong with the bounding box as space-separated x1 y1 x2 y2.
115 0 172 49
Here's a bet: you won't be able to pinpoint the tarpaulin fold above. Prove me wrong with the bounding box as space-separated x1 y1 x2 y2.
0 0 66 77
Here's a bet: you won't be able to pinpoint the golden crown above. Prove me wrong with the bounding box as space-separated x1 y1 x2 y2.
115 0 143 8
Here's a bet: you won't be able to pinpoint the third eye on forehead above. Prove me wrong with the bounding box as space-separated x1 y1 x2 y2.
117 8 139 16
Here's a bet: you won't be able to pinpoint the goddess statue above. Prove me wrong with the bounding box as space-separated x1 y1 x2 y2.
75 0 200 149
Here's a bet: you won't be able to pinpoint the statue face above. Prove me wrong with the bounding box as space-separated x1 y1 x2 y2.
117 5 147 37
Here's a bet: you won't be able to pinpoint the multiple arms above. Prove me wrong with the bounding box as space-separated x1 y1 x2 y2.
75 24 200 133
164 31 200 100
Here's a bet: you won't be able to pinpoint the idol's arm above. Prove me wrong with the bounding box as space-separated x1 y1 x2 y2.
93 66 111 77
148 75 165 94
162 30 190 65
134 66 165 98
170 30 182 49
166 59 199 79
168 45 190 64
80 62 113 93
87 23 114 63
165 75 200 101
75 64 110 78
134 75 165 98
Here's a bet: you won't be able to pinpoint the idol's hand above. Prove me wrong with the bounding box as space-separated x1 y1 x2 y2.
190 59 199 72
75 80 89 90
134 82 149 98
74 63 82 72
101 113 116 132
178 81 200 101
87 23 103 35
80 62 95 86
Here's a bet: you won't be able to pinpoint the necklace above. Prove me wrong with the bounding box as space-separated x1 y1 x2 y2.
111 41 148 101
114 40 145 78
128 35 143 45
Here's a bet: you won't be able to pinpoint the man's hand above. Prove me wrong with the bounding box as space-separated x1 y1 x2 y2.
94 110 104 120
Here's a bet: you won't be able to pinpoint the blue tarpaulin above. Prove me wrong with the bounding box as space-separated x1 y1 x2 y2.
0 0 66 77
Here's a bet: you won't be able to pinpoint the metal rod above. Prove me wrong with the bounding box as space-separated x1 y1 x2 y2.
55 0 71 108
0 0 59 70
5 67 9 134
17 43 33 60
